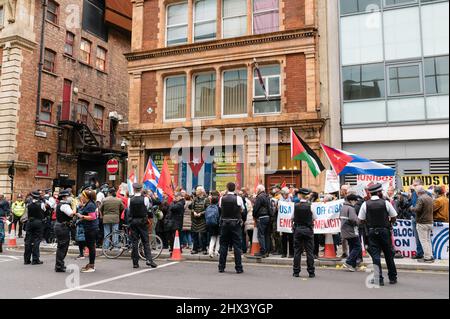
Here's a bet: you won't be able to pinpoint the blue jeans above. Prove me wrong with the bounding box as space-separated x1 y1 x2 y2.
411 217 424 257
103 223 119 248
180 231 192 247
346 237 362 268
257 216 271 255
192 232 207 252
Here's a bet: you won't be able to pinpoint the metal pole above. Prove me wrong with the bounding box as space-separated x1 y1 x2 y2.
35 0 48 124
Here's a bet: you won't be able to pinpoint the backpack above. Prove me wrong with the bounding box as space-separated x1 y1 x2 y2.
205 204 220 226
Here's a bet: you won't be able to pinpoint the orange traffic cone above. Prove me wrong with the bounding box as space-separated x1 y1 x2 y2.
319 234 341 261
8 223 17 248
361 236 367 258
170 230 183 261
250 227 261 256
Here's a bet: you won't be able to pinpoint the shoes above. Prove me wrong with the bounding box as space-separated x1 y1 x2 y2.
265 253 270 258
76 255 85 260
309 273 316 278
293 273 300 278
55 267 66 273
423 258 435 263
191 250 199 255
389 279 398 285
146 260 158 268
370 278 385 286
341 253 348 259
342 263 356 272
281 255 287 258
209 254 214 259
253 253 265 258
236 269 244 274
218 269 225 273
32 260 43 265
202 250 208 255
288 255 294 259
133 264 140 269
412 255 424 260
24 261 31 265
81 264 96 273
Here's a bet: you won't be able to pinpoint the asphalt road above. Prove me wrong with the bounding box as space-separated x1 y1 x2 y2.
0 249 448 299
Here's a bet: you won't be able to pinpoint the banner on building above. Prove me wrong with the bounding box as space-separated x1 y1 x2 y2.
357 175 395 192
392 220 449 260
324 170 340 194
401 175 449 192
312 199 344 234
277 201 295 233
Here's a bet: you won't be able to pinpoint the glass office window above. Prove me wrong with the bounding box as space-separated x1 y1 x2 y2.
425 56 449 95
343 63 385 100
384 0 417 6
194 0 217 42
343 100 387 124
388 64 422 96
167 2 189 46
340 0 381 15
421 2 449 57
426 95 450 119
388 97 425 122
223 0 247 38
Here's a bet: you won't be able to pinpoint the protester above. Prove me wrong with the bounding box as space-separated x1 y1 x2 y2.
243 192 254 252
409 179 425 260
191 186 209 255
279 188 294 258
410 186 435 263
11 194 25 238
167 192 185 254
181 195 193 249
0 193 9 253
206 196 221 258
100 188 125 249
239 189 249 254
433 186 449 222
340 194 362 272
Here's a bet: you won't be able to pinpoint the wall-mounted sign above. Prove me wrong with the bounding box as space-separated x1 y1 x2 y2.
35 131 47 138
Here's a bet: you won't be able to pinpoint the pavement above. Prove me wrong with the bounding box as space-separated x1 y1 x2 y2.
0 248 448 299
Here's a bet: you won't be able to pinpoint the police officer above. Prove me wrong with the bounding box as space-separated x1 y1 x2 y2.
292 188 316 278
24 191 46 265
128 183 157 269
54 190 76 272
218 182 244 274
358 183 398 286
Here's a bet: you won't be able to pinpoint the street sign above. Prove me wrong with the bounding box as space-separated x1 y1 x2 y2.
109 175 116 181
106 159 119 174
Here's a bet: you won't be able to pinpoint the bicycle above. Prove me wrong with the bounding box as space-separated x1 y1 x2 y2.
102 225 163 261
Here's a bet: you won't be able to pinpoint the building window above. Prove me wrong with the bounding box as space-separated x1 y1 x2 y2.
194 0 217 42
82 0 107 41
425 56 449 95
253 0 279 34
223 0 247 39
343 63 385 100
80 38 92 64
254 65 281 114
77 100 89 123
167 2 189 46
64 32 75 56
343 100 387 124
37 153 50 177
421 2 449 57
165 76 187 120
93 104 104 132
384 0 418 7
223 69 247 116
388 63 422 96
0 6 5 28
43 49 56 73
46 0 59 24
340 0 381 15
39 99 53 123
96 46 107 71
194 73 216 118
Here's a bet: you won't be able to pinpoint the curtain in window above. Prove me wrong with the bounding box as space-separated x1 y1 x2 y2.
195 73 216 118
167 3 188 45
166 76 187 120
253 0 279 34
223 0 247 38
223 69 247 116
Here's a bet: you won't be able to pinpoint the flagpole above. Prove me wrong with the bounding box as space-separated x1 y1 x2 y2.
320 143 343 196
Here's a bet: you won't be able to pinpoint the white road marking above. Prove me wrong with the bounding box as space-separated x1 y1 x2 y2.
33 261 179 299
78 288 197 299
0 255 19 260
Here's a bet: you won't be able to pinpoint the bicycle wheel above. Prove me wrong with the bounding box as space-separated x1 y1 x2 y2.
138 234 164 261
102 231 126 259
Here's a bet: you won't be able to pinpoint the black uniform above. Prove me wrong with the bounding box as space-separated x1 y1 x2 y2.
365 199 398 283
24 201 45 264
129 196 154 266
218 194 243 273
292 200 315 276
54 202 73 271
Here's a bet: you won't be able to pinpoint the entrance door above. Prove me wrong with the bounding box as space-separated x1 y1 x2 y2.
266 172 302 189
61 79 72 121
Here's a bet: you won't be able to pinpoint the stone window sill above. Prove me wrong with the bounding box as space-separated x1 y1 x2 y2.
43 70 58 78
63 54 77 62
78 60 93 69
35 175 52 180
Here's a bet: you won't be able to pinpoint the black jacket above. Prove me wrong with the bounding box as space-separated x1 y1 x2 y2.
167 199 186 231
253 192 271 219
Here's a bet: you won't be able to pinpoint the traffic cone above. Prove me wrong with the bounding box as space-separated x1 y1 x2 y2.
84 247 89 257
170 230 183 261
319 234 341 261
250 227 261 256
7 223 17 248
361 236 367 258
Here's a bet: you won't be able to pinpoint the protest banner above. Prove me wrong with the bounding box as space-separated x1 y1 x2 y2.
357 175 395 192
277 201 294 234
312 199 344 234
432 222 449 260
401 174 449 192
324 170 340 194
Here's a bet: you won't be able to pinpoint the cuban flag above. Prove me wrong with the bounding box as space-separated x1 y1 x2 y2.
143 158 163 200
127 169 137 196
321 143 395 177
180 155 213 193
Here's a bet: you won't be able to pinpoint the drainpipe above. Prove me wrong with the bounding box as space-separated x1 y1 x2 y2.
36 0 48 124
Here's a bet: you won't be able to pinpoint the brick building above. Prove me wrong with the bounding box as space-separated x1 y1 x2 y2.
0 0 132 197
124 0 331 192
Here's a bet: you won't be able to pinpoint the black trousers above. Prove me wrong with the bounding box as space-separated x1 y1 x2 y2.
219 220 243 272
368 228 398 282
130 219 153 265
10 215 23 237
293 227 315 275
54 223 70 270
24 219 43 263
281 233 294 256
84 227 98 265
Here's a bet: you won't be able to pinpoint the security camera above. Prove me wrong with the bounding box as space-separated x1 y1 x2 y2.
121 140 126 149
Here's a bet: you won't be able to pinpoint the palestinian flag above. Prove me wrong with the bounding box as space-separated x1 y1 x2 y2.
291 129 325 177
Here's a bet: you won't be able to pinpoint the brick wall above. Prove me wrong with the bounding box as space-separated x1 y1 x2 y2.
142 0 160 50
285 53 307 113
284 0 305 30
140 71 158 123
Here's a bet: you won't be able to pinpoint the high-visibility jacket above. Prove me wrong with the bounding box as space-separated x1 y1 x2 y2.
12 201 26 217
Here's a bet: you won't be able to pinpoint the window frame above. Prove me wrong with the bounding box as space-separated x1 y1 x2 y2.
39 99 53 124
222 0 248 39
77 99 90 124
80 38 92 65
164 75 188 122
252 0 280 35
193 0 217 42
64 31 75 57
221 68 248 119
46 0 59 25
166 1 189 47
424 55 449 96
192 71 217 119
253 64 282 115
0 6 5 28
93 104 104 132
43 48 57 73
387 62 423 97
96 46 107 71
342 62 386 101
37 153 50 177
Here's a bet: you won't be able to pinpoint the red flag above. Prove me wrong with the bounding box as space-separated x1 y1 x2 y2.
157 158 175 203
281 181 287 189
320 143 354 175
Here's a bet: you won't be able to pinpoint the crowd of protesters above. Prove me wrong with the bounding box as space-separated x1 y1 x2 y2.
0 177 448 272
